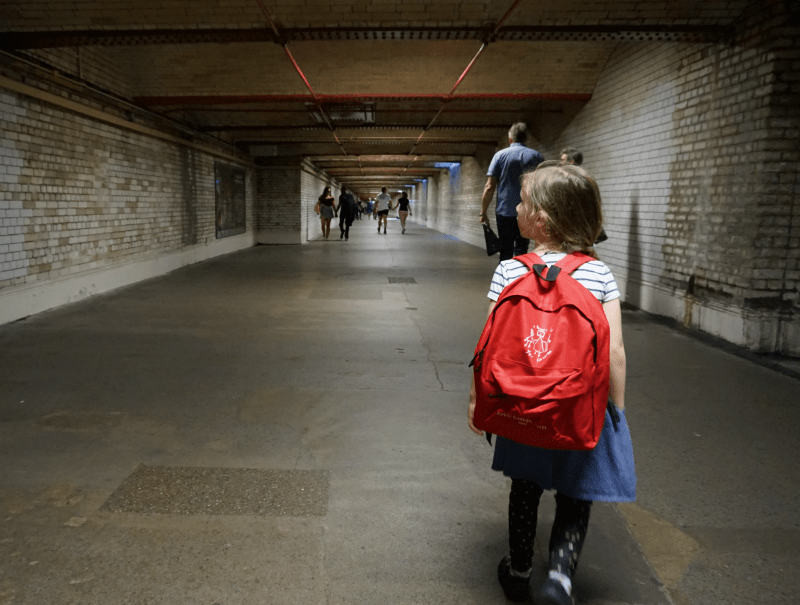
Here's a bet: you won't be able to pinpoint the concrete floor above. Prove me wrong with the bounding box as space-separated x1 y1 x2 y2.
1 217 798 605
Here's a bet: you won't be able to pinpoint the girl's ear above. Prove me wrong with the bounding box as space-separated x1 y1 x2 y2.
531 210 552 244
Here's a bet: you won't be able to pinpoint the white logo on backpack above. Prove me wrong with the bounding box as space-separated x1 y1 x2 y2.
525 325 552 362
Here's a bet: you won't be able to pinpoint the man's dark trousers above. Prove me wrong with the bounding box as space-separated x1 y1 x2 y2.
496 215 529 261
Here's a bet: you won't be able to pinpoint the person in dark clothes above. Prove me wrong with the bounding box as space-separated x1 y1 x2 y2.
337 187 357 241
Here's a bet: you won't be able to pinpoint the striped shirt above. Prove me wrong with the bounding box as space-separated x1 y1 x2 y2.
488 252 620 303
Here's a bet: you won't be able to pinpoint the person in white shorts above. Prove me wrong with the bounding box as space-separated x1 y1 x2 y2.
375 187 394 234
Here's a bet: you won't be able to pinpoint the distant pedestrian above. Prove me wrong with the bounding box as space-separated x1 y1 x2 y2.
397 191 412 233
559 147 583 166
480 123 544 261
337 187 357 241
559 147 606 243
375 187 393 234
315 186 337 240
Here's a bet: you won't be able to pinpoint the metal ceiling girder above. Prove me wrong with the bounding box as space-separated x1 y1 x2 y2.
134 93 592 106
313 160 453 165
0 28 279 49
342 175 433 178
200 124 514 132
237 140 496 145
0 24 735 50
327 169 439 176
306 155 463 162
497 24 736 43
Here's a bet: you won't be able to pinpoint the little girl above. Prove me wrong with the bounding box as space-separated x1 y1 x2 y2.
468 162 636 605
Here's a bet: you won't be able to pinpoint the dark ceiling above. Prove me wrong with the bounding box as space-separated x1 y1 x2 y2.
0 0 747 199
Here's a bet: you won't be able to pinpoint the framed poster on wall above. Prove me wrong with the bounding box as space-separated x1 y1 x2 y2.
215 162 246 238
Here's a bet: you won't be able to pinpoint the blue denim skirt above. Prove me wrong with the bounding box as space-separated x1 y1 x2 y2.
491 407 637 502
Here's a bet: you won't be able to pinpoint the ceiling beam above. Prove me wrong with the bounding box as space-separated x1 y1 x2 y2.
136 93 592 106
281 24 733 43
0 28 278 49
235 142 493 151
306 155 463 162
1 24 735 49
199 124 521 132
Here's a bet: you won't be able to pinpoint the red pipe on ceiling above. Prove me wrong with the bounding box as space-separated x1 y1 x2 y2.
408 0 521 168
254 0 347 153
449 43 486 96
254 0 282 41
494 0 524 34
405 0 525 163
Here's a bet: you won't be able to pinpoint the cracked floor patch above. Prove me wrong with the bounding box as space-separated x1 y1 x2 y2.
101 465 329 517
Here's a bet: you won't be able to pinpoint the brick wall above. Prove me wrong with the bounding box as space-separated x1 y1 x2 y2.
0 82 255 325
21 48 136 100
406 182 424 228
413 178 429 226
417 163 476 245
256 158 302 245
544 0 799 354
255 156 338 244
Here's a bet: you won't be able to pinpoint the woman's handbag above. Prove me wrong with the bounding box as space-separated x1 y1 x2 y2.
482 222 501 256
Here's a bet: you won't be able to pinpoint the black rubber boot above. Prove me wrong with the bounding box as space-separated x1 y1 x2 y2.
497 556 531 602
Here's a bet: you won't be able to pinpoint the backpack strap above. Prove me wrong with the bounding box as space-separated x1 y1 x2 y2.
514 252 543 269
514 253 561 282
514 251 595 281
554 252 595 275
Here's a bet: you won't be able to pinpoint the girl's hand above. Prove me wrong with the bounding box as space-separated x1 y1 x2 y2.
468 376 483 435
468 399 483 436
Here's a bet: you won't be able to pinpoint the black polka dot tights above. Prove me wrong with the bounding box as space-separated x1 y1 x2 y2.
508 479 592 577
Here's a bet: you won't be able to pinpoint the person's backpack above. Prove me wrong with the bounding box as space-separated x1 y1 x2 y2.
470 253 610 450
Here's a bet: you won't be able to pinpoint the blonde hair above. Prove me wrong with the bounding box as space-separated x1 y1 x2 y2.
521 163 603 259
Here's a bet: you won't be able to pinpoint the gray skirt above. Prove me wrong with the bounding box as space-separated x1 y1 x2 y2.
320 205 335 219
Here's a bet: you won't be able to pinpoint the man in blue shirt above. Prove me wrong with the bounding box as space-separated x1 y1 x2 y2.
480 123 544 261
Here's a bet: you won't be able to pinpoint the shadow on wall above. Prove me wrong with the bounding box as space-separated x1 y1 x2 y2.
625 187 643 308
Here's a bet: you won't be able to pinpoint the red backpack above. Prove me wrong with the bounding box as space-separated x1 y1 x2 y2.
471 253 610 450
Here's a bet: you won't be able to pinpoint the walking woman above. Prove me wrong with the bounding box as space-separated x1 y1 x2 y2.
315 186 337 240
397 191 412 233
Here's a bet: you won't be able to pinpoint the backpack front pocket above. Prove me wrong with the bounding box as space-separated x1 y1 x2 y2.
484 357 585 403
